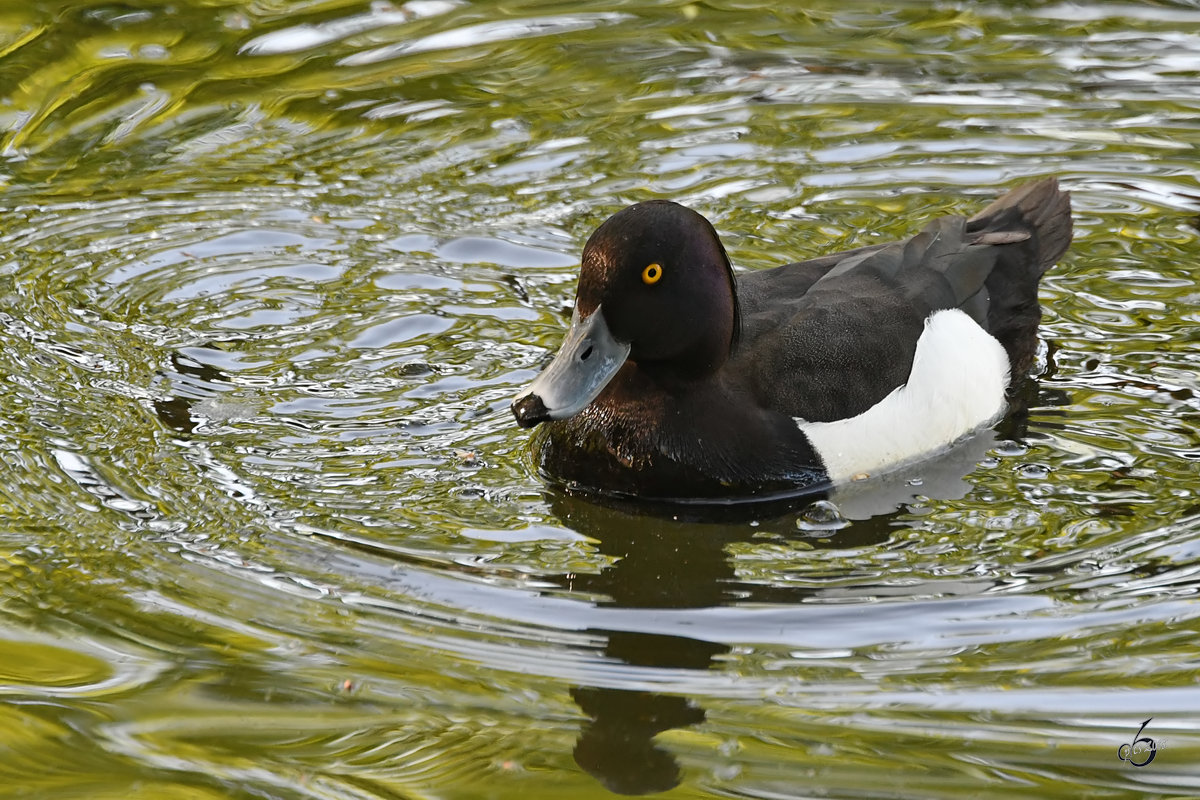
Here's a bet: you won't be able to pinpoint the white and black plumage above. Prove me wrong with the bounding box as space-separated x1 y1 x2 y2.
512 178 1072 503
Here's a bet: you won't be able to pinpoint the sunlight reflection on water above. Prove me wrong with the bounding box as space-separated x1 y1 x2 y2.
1 1 1199 797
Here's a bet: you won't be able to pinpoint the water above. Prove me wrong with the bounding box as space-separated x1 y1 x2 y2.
1 1 1198 797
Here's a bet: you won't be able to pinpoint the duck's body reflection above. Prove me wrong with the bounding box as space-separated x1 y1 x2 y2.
539 401 1070 795
549 493 898 794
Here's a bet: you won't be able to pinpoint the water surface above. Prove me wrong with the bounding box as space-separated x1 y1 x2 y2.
2 1 1199 797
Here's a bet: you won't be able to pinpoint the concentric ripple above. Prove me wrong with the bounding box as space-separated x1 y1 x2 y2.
1 1 1198 798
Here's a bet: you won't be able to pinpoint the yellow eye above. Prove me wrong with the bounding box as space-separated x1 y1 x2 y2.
642 263 663 285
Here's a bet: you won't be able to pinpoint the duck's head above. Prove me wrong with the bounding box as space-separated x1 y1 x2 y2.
512 200 738 428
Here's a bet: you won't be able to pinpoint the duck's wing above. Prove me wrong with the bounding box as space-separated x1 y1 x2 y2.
735 240 891 319
733 179 1071 422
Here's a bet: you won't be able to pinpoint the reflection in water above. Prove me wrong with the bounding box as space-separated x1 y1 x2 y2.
547 494 896 793
4 0 1200 797
563 505 737 793
573 675 708 795
154 349 232 434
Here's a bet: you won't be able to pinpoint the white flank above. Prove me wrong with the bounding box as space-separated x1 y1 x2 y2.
797 308 1010 485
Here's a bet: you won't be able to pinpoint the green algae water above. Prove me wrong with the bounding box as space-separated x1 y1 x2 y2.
2 1 1199 797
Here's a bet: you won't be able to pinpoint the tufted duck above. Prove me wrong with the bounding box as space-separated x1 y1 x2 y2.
512 179 1071 504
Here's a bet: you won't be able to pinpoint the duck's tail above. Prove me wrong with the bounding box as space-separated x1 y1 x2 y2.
968 177 1072 274
967 178 1072 379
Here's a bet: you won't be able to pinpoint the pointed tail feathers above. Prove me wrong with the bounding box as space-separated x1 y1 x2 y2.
967 177 1072 275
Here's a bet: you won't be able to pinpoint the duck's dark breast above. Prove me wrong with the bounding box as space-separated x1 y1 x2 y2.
531 365 828 501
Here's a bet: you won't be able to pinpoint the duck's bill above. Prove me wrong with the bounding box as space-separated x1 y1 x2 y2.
511 305 630 428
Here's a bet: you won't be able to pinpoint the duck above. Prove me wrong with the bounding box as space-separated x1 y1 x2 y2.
511 179 1072 504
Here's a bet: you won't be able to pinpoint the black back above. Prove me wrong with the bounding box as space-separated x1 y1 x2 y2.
733 178 1072 421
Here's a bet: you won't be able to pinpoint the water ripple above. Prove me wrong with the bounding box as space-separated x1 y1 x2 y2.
3 1 1199 797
